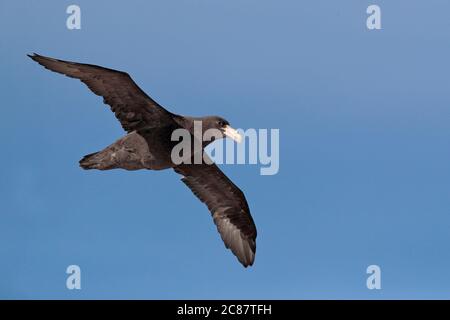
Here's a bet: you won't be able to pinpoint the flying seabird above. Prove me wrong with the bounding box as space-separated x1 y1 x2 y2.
28 54 257 267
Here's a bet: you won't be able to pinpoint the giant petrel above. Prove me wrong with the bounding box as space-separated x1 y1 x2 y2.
28 54 257 267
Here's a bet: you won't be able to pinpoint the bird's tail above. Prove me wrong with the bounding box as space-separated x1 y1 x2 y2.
78 132 153 171
79 152 101 170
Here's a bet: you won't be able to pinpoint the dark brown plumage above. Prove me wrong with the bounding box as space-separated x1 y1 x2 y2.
28 53 257 267
175 155 256 267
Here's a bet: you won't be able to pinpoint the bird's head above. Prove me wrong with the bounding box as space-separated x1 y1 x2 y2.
204 116 242 143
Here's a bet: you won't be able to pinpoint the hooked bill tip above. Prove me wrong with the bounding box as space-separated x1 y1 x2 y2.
223 125 242 143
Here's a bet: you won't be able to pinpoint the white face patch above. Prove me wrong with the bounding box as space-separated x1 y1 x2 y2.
223 125 242 143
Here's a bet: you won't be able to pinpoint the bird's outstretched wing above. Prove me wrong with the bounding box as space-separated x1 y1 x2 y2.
174 157 257 267
28 53 173 132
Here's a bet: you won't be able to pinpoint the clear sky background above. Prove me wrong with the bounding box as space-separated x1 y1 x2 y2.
1 0 450 299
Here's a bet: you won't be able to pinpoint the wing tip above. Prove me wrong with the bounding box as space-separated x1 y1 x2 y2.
241 259 255 268
240 255 255 268
27 53 58 64
27 53 45 63
236 239 256 268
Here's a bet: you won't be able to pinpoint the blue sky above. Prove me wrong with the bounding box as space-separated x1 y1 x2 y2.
1 0 450 299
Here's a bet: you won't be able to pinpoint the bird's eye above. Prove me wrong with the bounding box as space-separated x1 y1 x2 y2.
218 120 224 126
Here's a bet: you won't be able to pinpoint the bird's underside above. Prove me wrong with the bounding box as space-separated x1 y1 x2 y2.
28 53 257 267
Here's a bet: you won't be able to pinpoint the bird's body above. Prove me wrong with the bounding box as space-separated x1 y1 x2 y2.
29 54 257 267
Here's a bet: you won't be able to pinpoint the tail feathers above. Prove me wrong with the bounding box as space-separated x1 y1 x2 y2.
79 152 100 170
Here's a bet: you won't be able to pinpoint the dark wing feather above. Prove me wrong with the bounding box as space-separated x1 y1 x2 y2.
174 158 257 267
28 53 173 132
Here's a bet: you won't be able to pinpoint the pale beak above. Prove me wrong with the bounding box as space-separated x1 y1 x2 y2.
223 125 242 143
